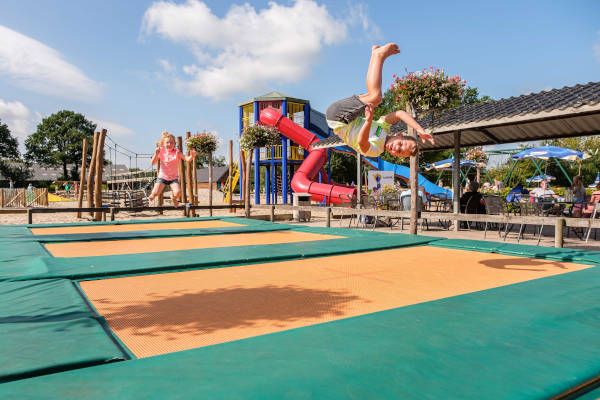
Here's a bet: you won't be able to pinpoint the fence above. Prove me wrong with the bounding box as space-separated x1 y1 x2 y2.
0 188 48 207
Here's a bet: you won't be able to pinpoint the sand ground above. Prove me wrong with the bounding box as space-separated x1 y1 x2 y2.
1 189 599 251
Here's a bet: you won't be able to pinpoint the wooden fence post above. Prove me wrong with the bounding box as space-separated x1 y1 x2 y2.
326 206 331 227
87 131 99 216
77 137 88 218
27 209 32 224
228 140 233 213
94 129 107 221
157 159 163 214
555 218 565 248
177 136 187 216
208 152 213 217
185 132 195 217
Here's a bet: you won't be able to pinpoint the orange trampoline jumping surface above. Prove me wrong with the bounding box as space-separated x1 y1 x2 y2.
79 246 591 358
44 231 343 257
30 220 244 235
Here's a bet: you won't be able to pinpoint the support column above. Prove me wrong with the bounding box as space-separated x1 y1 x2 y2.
356 153 361 205
408 104 418 234
254 101 260 205
282 137 288 203
453 131 461 231
265 163 270 204
239 106 244 199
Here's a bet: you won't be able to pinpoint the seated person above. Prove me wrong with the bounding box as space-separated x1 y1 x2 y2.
460 181 485 213
400 186 427 211
571 175 586 203
529 180 557 200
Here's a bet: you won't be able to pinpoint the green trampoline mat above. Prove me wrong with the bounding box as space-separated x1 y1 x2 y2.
2 261 600 399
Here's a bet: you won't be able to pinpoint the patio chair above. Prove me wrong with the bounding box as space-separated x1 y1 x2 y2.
400 194 428 231
334 193 357 228
358 194 378 230
585 203 600 242
517 202 545 245
463 193 485 230
483 195 507 239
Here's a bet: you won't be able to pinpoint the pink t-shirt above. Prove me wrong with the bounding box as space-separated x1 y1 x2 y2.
157 148 183 181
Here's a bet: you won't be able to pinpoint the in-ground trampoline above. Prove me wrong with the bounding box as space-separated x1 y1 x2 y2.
2 216 600 399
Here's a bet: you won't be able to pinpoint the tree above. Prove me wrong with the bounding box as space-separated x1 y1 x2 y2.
0 119 32 185
0 119 20 160
25 110 96 180
195 154 226 168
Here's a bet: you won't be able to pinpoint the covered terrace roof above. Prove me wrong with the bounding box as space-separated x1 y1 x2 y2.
390 81 600 151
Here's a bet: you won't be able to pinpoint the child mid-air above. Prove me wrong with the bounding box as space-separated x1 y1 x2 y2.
326 43 435 158
149 132 196 207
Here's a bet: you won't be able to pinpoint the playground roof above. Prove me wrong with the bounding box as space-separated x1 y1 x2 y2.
390 81 600 151
196 166 229 182
238 91 310 107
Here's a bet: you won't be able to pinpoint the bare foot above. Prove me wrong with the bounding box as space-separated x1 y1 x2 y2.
373 43 400 58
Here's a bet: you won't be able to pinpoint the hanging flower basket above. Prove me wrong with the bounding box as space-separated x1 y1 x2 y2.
391 67 466 116
240 124 280 151
186 131 218 154
465 147 488 164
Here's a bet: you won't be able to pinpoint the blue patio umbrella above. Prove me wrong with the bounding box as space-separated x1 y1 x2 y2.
590 172 600 188
511 146 591 161
526 174 556 183
424 158 486 171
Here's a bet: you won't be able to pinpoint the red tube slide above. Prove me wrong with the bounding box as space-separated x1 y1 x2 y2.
259 108 356 204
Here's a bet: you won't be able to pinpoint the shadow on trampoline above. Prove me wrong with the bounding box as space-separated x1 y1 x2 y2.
478 258 568 272
93 285 366 338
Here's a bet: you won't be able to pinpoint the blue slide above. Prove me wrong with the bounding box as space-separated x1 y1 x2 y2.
308 108 453 199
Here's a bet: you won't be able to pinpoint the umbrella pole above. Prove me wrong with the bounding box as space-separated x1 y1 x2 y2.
555 159 572 184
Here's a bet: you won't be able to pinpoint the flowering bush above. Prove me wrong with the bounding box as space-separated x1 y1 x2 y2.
370 182 404 206
390 67 466 116
186 131 218 154
240 124 281 151
464 147 488 164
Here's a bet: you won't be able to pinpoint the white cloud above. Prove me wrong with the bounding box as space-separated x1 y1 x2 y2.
142 0 362 99
0 25 102 101
90 118 135 138
0 98 38 142
594 30 600 63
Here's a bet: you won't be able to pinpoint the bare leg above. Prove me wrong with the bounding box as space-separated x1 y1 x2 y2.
148 182 166 200
170 182 181 207
358 43 400 107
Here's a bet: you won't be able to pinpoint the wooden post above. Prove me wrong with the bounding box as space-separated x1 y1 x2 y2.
110 207 116 221
87 131 99 216
270 205 275 222
157 159 163 214
0 189 3 208
177 136 187 215
245 150 252 217
326 206 331 227
192 150 198 208
94 129 107 221
407 103 418 234
228 140 233 213
356 153 361 205
77 137 88 218
185 132 195 217
208 152 213 217
555 218 564 248
453 131 461 231
21 188 26 207
27 208 32 224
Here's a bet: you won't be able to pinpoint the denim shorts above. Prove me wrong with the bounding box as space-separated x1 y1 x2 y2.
157 178 179 185
325 95 366 124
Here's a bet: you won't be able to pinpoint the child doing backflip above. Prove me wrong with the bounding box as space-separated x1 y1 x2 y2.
326 43 434 157
149 132 196 207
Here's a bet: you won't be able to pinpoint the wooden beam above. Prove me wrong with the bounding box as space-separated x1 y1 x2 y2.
87 131 99 216
94 129 107 221
76 137 88 218
453 130 461 231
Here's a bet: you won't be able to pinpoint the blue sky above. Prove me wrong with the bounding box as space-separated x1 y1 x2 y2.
0 0 598 168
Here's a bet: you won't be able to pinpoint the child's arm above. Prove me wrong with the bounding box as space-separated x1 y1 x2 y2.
151 147 160 165
181 149 197 163
395 110 435 145
357 103 374 154
185 149 197 162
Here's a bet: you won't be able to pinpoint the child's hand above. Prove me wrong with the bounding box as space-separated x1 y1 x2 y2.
154 147 161 155
417 129 435 145
364 103 374 121
190 149 197 157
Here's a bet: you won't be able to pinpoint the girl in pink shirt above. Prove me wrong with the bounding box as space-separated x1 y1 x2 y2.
148 132 196 207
